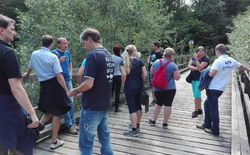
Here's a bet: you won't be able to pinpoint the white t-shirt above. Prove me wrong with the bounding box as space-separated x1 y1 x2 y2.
209 55 241 91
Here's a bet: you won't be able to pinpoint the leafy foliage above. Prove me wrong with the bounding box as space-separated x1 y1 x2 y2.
17 0 169 69
228 7 250 65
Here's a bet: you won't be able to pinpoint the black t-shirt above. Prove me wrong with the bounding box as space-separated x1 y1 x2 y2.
124 58 144 92
148 51 163 70
82 48 114 111
0 40 22 95
191 56 209 81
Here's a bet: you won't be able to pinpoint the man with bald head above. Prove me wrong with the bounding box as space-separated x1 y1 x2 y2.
197 43 250 136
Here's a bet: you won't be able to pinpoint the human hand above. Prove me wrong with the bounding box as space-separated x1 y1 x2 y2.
60 56 66 62
27 114 39 129
69 88 78 97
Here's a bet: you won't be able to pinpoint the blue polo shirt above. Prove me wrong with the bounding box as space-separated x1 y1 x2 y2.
29 47 62 82
82 48 114 111
51 49 71 82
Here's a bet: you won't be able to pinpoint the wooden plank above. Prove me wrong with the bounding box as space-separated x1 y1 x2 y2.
231 73 250 155
34 71 234 155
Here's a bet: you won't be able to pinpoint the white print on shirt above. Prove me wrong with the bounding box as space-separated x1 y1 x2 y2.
105 57 114 82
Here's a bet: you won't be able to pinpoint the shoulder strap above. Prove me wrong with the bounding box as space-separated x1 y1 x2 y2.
161 59 171 69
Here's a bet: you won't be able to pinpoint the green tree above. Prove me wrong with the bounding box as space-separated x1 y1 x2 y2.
228 7 250 65
17 0 169 69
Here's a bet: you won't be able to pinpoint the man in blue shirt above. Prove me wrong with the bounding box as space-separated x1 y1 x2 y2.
52 37 77 135
70 28 114 155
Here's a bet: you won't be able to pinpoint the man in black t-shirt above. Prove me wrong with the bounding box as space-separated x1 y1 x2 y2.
70 28 114 155
0 14 39 154
147 41 163 106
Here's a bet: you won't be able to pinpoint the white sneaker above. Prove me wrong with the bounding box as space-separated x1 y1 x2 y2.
50 139 64 149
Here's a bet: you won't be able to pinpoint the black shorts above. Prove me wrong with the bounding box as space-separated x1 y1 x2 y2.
154 89 176 107
125 90 142 114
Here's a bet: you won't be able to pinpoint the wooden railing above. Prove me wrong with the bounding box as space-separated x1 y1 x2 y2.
237 71 250 143
231 71 250 154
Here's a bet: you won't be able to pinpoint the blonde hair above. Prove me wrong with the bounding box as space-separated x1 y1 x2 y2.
123 45 136 74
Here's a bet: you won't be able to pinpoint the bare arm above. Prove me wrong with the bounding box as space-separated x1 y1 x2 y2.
196 61 208 71
147 55 150 64
69 78 94 97
69 62 73 76
239 64 250 72
188 60 198 71
56 73 68 93
209 69 217 77
142 66 147 83
120 66 126 85
77 67 84 85
173 70 181 80
8 78 39 128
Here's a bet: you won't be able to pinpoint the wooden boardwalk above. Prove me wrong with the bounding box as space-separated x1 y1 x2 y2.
34 71 232 155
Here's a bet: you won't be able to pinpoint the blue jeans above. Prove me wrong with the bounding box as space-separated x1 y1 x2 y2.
64 80 75 128
79 110 113 155
204 90 223 135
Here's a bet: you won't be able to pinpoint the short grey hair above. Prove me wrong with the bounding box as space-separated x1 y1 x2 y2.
80 28 102 43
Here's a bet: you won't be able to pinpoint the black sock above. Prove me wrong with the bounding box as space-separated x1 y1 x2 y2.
137 123 140 129
132 128 137 131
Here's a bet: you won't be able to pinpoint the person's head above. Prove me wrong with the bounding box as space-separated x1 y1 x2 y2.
42 35 54 49
80 28 102 51
113 44 121 56
196 46 206 58
57 37 68 52
163 47 175 59
215 44 227 57
123 45 137 74
151 41 160 52
0 14 16 43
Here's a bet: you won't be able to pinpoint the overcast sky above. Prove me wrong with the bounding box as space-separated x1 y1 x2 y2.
185 0 192 5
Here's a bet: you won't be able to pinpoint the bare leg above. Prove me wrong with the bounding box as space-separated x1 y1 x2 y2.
195 98 202 110
129 113 137 129
153 104 161 121
51 116 61 143
40 113 52 124
163 106 172 124
136 110 142 124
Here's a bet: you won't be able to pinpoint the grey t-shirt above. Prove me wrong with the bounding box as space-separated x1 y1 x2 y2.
112 55 123 76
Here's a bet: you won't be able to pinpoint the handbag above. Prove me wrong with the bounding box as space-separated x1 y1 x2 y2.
186 71 192 83
140 89 149 113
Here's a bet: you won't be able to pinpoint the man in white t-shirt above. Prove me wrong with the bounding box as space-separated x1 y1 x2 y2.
196 44 250 136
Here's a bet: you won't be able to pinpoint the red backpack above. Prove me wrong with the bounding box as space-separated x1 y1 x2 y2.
152 59 171 89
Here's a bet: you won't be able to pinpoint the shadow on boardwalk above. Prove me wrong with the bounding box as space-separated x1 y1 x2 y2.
34 71 232 155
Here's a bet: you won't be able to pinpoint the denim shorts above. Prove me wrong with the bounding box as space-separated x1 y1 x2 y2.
191 80 201 99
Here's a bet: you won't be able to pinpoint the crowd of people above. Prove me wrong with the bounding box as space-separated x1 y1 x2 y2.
1 14 250 155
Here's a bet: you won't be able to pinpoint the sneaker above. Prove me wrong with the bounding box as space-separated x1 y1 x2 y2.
204 128 219 136
192 111 198 118
162 123 168 129
128 124 140 131
196 124 205 130
114 109 122 112
197 109 203 115
148 119 156 126
123 130 139 137
67 126 78 135
50 139 64 149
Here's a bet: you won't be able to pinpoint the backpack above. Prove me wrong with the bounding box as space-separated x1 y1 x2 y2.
152 59 171 89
